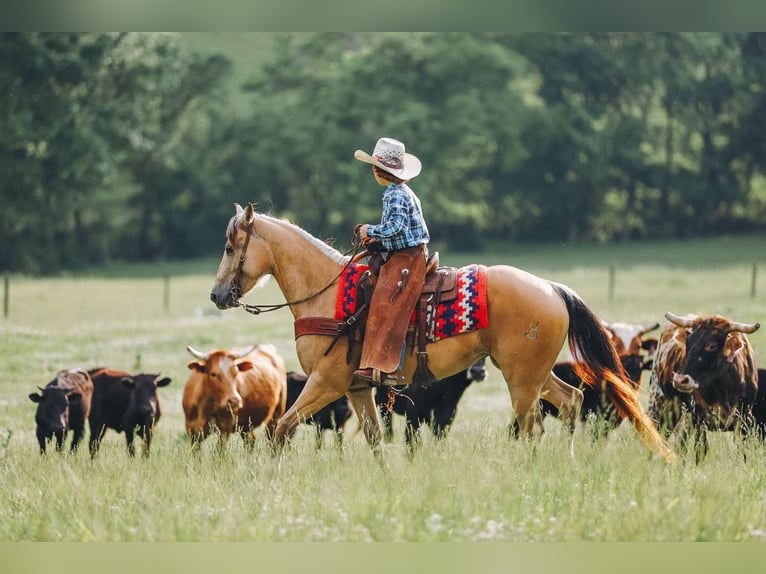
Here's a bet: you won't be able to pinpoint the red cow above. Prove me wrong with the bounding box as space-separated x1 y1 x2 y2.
648 312 760 461
183 344 287 449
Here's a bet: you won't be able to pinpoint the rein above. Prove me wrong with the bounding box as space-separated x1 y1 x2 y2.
231 217 364 316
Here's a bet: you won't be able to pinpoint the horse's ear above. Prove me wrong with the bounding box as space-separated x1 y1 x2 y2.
243 203 255 225
234 203 244 216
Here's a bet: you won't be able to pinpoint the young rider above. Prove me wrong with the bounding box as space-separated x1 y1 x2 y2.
353 137 430 385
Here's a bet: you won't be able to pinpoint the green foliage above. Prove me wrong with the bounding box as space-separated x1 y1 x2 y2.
3 33 766 272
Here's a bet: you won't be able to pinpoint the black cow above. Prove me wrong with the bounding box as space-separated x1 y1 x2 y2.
375 358 488 446
286 371 352 448
88 367 171 458
28 368 94 454
750 368 766 439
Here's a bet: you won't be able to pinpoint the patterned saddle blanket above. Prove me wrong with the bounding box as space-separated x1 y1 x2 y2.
336 262 489 343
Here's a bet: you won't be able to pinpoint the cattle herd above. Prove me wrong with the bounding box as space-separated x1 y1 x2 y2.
28 311 764 463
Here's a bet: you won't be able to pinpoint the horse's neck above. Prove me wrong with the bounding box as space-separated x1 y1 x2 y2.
262 217 345 318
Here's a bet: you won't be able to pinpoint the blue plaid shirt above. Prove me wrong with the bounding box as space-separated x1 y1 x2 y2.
366 183 430 252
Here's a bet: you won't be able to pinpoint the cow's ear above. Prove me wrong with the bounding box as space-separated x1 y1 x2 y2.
121 377 135 389
237 360 254 372
29 393 42 403
67 392 82 404
187 361 206 373
156 377 172 388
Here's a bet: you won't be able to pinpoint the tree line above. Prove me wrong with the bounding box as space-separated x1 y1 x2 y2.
2 32 766 273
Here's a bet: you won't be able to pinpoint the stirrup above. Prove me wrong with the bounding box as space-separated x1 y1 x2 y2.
354 368 404 387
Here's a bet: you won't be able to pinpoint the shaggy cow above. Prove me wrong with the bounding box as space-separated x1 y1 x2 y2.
183 344 287 449
540 321 659 433
88 368 172 458
375 358 488 446
286 371 353 448
29 368 93 454
648 312 760 461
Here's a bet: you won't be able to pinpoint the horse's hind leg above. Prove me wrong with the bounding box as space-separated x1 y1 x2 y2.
504 375 546 440
540 372 583 433
540 372 584 458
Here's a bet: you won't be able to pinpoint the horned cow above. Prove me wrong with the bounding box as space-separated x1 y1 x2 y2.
183 344 287 449
648 312 760 461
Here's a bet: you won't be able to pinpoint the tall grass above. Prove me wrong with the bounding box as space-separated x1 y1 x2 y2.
1 236 766 541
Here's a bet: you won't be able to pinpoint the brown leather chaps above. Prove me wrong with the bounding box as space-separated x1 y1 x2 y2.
359 245 427 374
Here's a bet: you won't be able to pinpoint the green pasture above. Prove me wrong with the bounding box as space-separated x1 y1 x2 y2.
1 235 766 541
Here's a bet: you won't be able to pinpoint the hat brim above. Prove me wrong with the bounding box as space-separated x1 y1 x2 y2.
354 149 422 180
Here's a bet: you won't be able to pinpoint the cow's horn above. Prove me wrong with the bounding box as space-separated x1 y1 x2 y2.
232 345 257 359
640 322 661 335
186 346 210 361
727 320 761 334
664 312 697 328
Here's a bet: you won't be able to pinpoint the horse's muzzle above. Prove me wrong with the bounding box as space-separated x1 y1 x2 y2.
210 285 236 310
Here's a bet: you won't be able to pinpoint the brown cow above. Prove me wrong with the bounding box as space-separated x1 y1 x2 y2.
183 343 287 449
648 312 760 461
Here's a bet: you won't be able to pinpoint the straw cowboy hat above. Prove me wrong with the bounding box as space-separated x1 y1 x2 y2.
354 137 422 180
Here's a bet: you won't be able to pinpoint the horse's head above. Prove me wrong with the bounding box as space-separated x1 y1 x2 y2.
210 203 272 309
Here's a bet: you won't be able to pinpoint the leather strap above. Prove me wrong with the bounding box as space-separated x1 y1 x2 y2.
294 317 345 339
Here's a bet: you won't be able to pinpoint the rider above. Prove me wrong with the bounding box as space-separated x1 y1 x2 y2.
353 137 430 385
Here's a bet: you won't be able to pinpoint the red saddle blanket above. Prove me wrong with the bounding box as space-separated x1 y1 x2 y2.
335 262 489 343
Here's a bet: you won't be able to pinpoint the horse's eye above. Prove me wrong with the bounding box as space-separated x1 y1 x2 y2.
225 245 234 256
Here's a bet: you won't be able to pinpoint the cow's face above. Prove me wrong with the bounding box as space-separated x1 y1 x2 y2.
122 374 171 426
29 387 80 438
468 358 488 383
605 322 660 384
188 353 252 412
672 322 729 393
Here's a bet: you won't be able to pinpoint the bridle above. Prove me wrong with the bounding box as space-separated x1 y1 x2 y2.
230 214 364 316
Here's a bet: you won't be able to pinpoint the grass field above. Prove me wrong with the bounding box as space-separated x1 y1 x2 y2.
1 235 766 541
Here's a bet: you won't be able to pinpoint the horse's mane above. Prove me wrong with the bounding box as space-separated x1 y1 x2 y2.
228 210 348 266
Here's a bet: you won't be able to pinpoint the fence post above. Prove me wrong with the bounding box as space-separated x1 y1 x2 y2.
752 262 758 300
608 265 615 302
3 274 8 318
163 274 170 312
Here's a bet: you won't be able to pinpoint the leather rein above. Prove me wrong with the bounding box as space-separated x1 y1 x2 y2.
230 216 363 316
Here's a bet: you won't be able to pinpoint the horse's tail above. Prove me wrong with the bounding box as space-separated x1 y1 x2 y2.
552 283 676 464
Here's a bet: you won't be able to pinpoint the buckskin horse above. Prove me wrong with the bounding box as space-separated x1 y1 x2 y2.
209 203 675 463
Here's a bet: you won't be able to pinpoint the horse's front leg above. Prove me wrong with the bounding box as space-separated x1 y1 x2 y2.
274 371 346 455
346 385 386 466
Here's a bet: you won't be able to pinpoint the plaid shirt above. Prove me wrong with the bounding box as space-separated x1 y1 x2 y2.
366 183 430 252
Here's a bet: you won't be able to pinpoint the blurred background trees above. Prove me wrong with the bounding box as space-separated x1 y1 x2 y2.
2 32 766 272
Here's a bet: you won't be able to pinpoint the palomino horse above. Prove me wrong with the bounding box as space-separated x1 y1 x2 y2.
210 204 675 463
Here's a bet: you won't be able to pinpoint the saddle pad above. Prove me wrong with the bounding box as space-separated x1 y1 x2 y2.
336 262 489 343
